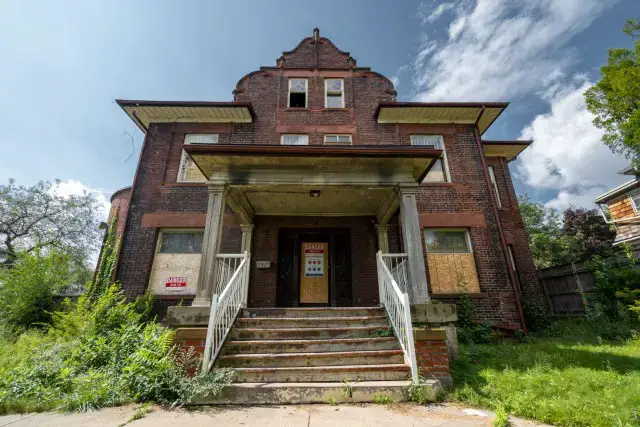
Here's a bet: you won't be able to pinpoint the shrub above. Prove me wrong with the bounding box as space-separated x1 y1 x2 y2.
456 293 494 344
521 296 550 332
588 247 640 321
0 250 86 329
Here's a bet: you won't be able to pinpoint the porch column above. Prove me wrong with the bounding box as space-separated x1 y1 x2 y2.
398 185 430 304
375 224 390 253
240 224 254 253
193 184 228 307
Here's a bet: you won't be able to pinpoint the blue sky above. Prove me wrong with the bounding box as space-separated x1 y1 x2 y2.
1 0 638 217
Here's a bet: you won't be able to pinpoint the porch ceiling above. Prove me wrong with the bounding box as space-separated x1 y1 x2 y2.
237 184 394 216
185 144 442 185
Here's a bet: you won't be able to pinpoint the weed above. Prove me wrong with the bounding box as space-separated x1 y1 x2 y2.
328 397 338 406
492 406 509 427
119 403 154 427
372 394 394 404
341 377 354 399
407 378 435 404
370 327 394 338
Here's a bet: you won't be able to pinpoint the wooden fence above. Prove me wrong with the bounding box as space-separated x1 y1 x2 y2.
538 262 597 316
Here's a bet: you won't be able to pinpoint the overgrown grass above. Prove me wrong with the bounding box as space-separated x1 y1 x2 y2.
448 318 640 427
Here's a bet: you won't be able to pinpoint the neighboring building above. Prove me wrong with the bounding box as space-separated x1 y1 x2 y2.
111 29 540 329
595 165 640 250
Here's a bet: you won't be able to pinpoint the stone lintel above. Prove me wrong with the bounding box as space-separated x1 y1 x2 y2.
166 306 210 327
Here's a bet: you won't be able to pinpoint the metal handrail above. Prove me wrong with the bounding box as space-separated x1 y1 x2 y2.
376 250 418 382
201 251 251 374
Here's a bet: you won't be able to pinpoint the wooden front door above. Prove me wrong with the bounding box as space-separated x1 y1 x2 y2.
276 228 352 307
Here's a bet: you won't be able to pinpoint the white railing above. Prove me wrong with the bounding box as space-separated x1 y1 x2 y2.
380 253 409 293
376 251 418 382
201 251 251 375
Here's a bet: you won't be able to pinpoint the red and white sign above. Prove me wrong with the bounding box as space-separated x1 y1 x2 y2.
165 276 187 291
303 243 325 277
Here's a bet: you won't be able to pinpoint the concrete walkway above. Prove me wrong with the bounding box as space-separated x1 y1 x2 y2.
0 404 551 427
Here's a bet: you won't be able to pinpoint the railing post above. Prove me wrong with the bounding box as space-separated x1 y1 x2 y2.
403 292 419 383
376 251 385 307
201 294 219 375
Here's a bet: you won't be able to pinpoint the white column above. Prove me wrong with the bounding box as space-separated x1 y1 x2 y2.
193 184 228 307
375 224 390 254
398 185 430 304
240 224 254 253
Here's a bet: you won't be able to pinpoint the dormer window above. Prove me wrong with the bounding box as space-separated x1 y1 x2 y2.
325 79 344 108
288 79 307 108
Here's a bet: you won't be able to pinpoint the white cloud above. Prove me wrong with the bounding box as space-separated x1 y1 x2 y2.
413 0 617 101
422 2 458 24
51 180 111 221
516 80 629 210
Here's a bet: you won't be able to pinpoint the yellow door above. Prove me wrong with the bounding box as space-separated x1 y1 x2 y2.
300 242 329 304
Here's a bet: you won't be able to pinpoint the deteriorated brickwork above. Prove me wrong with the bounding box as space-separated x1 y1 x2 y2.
113 32 539 328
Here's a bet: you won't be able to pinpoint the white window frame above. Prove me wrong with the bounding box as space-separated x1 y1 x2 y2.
156 228 205 254
324 134 352 144
324 78 344 108
280 134 309 145
411 135 451 183
630 190 640 214
177 134 218 182
488 166 502 208
423 228 473 254
288 78 308 108
598 203 612 222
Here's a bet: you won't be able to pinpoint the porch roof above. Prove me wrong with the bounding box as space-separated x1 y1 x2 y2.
184 144 443 185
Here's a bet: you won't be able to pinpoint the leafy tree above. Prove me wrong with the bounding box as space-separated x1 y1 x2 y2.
518 195 580 268
585 18 640 163
563 207 615 260
0 250 89 329
0 179 101 267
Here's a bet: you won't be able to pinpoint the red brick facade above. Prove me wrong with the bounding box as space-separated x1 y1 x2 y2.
113 31 542 328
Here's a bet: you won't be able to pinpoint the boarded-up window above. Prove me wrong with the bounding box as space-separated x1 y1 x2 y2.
424 229 480 294
609 196 635 220
177 134 218 182
148 229 204 295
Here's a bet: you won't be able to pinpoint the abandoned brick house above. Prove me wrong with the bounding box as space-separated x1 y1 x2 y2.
108 29 541 402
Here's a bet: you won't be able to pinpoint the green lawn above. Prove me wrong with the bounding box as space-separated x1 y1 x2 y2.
448 336 640 426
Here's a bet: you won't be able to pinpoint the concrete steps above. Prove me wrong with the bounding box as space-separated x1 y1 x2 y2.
191 380 442 405
194 306 440 404
218 349 405 368
221 337 400 354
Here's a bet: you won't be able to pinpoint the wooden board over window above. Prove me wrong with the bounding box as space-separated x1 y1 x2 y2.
424 229 480 294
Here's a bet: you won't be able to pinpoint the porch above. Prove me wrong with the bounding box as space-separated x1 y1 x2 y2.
166 144 458 401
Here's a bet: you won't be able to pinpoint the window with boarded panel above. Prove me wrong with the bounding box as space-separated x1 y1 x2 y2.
424 229 480 294
609 196 635 220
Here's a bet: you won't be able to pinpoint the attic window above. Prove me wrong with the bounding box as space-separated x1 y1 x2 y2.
288 79 307 108
325 79 344 108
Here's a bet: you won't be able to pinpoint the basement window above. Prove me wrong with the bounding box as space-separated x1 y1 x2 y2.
324 134 352 144
288 78 308 108
411 135 451 183
325 79 344 108
281 134 309 145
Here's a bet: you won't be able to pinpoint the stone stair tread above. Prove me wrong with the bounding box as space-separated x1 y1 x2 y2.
238 315 387 321
235 363 409 373
233 326 388 332
225 337 398 345
219 349 403 360
223 380 414 388
249 307 384 311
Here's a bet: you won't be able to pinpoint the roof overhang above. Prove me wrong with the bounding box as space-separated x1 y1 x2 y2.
375 102 509 135
116 99 255 132
183 144 442 185
594 178 640 203
482 140 532 161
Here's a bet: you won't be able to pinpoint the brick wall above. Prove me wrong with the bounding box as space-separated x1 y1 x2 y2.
113 34 538 327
